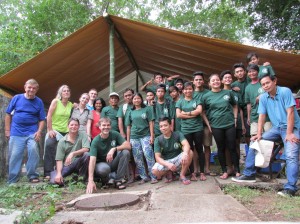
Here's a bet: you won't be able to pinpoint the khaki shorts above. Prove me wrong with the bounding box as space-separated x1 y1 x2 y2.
250 122 272 136
203 126 212 147
152 153 183 171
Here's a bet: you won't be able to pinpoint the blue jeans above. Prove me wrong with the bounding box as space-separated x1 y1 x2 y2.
243 127 299 192
130 136 156 180
8 135 40 183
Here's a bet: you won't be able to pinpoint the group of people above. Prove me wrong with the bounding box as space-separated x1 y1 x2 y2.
5 52 300 197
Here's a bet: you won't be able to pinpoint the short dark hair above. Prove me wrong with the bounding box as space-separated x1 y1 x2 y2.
220 70 232 80
193 71 206 79
159 117 171 124
247 64 259 73
259 73 276 82
123 88 134 95
156 83 166 92
246 52 258 63
183 81 194 90
168 85 179 93
233 63 246 71
174 78 184 85
153 72 164 79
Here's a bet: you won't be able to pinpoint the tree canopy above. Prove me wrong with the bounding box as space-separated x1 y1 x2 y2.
0 0 298 76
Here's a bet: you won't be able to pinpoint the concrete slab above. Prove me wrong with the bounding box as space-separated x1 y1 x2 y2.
0 209 22 224
75 194 140 210
47 176 260 224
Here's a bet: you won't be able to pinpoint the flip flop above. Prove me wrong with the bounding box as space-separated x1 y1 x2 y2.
151 179 159 184
29 178 40 183
115 181 126 190
199 173 207 181
180 177 191 185
190 173 198 181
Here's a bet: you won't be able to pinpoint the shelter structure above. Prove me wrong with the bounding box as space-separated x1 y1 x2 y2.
0 15 299 178
0 15 299 106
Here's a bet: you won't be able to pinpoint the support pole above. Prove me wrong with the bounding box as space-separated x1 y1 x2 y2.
109 23 115 93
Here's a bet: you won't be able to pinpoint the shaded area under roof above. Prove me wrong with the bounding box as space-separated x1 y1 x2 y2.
0 15 299 105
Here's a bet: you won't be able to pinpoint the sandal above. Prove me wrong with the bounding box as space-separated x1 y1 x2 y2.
220 172 229 179
151 179 158 184
43 176 50 182
29 178 40 183
139 178 150 185
180 177 191 185
199 173 207 181
115 181 126 190
190 173 198 181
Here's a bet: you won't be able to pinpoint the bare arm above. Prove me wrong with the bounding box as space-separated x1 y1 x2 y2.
176 105 201 119
34 120 45 142
54 160 64 184
126 125 131 142
86 156 97 194
46 99 58 138
64 147 89 166
149 120 155 144
5 114 12 139
247 103 251 126
140 80 152 91
118 117 126 138
285 107 300 143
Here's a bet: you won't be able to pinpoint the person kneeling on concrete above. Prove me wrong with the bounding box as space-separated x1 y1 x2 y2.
86 118 131 193
152 117 193 185
50 118 90 185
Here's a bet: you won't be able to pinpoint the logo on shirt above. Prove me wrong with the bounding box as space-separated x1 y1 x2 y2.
164 108 169 115
111 140 116 147
261 68 268 74
193 102 197 108
258 87 264 94
141 113 147 119
234 96 238 102
223 95 230 101
174 142 181 149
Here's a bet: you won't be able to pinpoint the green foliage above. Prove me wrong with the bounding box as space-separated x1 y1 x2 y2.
236 0 300 50
223 184 261 205
0 179 84 223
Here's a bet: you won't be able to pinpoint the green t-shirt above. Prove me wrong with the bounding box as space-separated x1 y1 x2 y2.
193 89 209 102
126 106 154 139
154 131 185 160
56 132 90 162
171 100 181 132
232 90 243 130
231 78 250 116
202 89 237 129
258 65 275 79
101 105 119 132
90 131 125 163
116 103 133 134
245 82 269 123
175 97 203 134
153 100 175 136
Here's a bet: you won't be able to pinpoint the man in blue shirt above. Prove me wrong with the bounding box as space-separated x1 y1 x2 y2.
5 79 46 184
232 74 300 197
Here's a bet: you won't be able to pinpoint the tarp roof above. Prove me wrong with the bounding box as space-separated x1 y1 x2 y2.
0 15 299 105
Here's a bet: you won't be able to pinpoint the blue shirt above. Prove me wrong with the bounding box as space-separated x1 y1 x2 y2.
6 94 46 136
258 86 300 129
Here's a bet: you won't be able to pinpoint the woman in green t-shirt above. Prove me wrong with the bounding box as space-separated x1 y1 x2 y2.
202 74 240 179
176 82 206 181
126 93 158 184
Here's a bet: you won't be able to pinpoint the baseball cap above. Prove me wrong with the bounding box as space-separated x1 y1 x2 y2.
109 92 119 98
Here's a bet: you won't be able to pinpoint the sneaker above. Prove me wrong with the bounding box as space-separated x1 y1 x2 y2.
231 175 256 183
277 189 295 197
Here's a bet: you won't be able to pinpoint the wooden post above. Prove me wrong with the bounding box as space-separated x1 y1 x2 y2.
109 23 115 93
0 89 12 178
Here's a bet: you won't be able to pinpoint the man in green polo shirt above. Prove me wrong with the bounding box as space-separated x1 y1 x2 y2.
50 118 90 185
152 117 193 185
86 117 131 193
